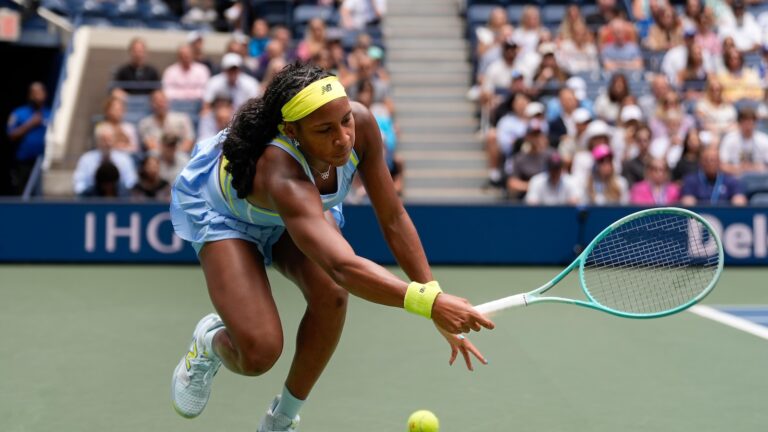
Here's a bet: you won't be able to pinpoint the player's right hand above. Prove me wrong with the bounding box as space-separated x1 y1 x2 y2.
431 293 495 334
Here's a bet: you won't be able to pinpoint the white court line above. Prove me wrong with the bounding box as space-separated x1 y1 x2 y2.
689 305 768 341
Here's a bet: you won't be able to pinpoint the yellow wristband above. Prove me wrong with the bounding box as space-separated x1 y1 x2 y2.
404 281 442 319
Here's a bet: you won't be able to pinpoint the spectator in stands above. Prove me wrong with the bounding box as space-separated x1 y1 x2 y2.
157 134 190 185
548 88 580 147
476 7 508 59
297 18 327 63
225 34 256 75
598 16 637 48
681 147 747 205
6 82 49 194
694 7 721 61
621 122 652 185
138 90 195 154
557 5 586 42
594 73 631 124
86 160 125 198
719 107 768 176
132 155 170 201
638 74 671 119
572 120 613 186
113 38 160 95
257 40 288 89
660 27 708 88
512 6 545 55
601 20 644 72
678 44 709 98
197 95 234 141
612 104 644 163
557 107 592 168
506 118 552 200
643 4 684 51
203 53 260 113
673 128 706 182
188 31 216 74
481 39 523 100
630 157 680 205
346 55 394 115
680 0 703 29
695 77 737 142
587 0 622 29
556 20 600 75
162 44 211 102
73 126 137 196
650 91 694 143
583 144 629 205
759 44 768 88
341 0 386 30
718 0 761 53
525 153 581 205
546 77 593 122
487 92 529 186
347 32 375 72
476 24 515 84
532 43 569 95
718 48 764 103
248 18 270 59
94 96 140 155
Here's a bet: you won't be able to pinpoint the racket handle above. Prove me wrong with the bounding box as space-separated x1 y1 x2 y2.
474 293 528 315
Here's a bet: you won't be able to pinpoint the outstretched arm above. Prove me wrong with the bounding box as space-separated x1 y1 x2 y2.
265 150 493 335
352 103 492 369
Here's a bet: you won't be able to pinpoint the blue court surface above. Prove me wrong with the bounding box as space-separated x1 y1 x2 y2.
717 306 768 328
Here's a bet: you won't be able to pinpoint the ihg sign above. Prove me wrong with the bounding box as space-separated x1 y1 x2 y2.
84 211 184 254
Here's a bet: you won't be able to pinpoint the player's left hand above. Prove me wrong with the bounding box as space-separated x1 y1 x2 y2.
435 325 488 371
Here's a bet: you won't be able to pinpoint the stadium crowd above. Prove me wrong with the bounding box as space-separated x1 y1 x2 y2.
472 0 768 206
4 0 768 207
4 0 399 201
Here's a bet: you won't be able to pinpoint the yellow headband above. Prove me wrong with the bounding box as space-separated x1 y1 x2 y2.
281 76 347 123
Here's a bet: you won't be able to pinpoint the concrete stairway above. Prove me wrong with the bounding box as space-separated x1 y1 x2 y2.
384 0 501 203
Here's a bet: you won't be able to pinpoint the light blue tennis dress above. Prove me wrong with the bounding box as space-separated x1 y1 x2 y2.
170 130 359 264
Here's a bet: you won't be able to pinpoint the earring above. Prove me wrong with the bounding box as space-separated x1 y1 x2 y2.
292 137 300 147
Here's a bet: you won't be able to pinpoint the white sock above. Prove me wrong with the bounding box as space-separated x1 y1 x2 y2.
275 385 304 419
203 326 224 359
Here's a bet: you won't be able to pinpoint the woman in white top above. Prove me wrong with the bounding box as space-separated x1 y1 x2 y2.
694 77 737 143
556 21 600 75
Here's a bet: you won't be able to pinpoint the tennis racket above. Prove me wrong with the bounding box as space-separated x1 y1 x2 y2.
474 207 724 319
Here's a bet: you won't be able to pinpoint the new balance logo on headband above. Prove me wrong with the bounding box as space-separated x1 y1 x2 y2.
320 83 333 95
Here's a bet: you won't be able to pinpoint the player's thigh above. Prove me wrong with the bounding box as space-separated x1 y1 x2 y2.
199 239 283 353
272 213 348 309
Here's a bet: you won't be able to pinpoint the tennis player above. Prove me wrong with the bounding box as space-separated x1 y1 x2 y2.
169 62 494 431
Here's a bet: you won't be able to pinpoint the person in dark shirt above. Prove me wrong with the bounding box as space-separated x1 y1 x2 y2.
681 147 747 206
6 82 50 194
113 38 160 94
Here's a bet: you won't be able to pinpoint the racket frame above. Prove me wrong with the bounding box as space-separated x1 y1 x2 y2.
474 207 724 318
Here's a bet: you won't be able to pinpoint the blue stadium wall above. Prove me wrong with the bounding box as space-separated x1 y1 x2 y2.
1 202 767 265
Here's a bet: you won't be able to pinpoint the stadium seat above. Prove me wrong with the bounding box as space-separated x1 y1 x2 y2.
750 192 768 205
169 99 203 117
642 49 666 73
253 0 293 28
293 4 333 26
506 4 524 25
741 173 768 199
744 52 762 70
81 0 117 18
542 5 566 26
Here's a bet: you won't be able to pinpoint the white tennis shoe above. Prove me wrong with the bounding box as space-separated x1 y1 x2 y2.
171 313 224 418
257 396 301 432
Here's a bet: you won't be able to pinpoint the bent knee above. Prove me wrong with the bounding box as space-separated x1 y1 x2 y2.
238 338 283 376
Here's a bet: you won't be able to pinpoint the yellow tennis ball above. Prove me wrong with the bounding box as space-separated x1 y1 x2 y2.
408 410 439 432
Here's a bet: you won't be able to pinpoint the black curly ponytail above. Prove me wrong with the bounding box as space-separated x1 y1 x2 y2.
223 62 332 198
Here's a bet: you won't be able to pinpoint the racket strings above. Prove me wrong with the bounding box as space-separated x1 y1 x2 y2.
582 213 719 315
